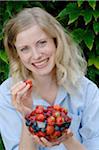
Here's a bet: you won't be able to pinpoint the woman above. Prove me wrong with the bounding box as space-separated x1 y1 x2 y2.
0 7 99 150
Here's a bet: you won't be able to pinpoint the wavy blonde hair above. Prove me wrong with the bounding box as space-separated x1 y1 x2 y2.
4 7 87 94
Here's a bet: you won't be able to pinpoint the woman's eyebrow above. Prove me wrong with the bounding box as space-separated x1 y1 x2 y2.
16 45 27 49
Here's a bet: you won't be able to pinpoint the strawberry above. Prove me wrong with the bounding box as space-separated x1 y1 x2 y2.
61 107 68 115
29 116 36 123
47 106 53 111
36 131 46 137
53 131 61 138
29 126 34 134
53 105 61 111
60 111 66 118
47 116 55 125
30 110 36 116
56 116 65 126
46 125 55 135
24 79 32 88
46 110 52 117
52 111 60 118
65 116 72 123
35 105 44 114
36 114 45 122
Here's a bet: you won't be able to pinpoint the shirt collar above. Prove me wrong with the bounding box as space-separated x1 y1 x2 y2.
32 86 68 107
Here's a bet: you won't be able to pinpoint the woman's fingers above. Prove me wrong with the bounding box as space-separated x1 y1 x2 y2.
32 135 45 147
11 81 31 111
29 130 73 148
11 81 31 101
16 84 30 101
11 81 26 95
40 137 51 147
57 129 73 143
40 137 60 147
31 129 73 148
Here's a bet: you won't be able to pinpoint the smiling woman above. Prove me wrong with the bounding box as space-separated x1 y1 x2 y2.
0 7 99 150
15 26 56 77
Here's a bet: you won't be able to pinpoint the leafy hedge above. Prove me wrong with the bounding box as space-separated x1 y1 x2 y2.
0 1 99 149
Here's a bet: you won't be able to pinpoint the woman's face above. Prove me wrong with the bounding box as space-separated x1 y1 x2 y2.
15 25 56 77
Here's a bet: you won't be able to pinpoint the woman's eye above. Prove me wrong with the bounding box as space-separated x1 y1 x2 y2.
37 40 47 48
20 47 28 52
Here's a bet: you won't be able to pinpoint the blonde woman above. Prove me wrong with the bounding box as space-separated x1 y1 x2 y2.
0 7 99 150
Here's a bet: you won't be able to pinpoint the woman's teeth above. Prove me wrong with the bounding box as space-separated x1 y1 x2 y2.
33 58 49 68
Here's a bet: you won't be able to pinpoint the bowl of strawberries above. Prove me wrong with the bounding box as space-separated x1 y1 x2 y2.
25 105 72 142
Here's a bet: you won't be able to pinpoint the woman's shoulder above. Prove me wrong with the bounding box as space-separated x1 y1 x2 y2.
0 77 12 93
0 77 13 108
70 76 98 103
80 76 98 93
79 76 99 103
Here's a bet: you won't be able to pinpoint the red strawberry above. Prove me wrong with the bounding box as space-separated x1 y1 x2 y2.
61 107 68 115
53 105 61 111
36 131 46 137
65 116 72 122
25 79 32 88
46 125 55 135
47 106 53 111
47 116 55 125
29 116 36 123
29 126 34 134
46 110 52 117
35 105 44 114
52 111 60 118
30 110 36 116
53 131 61 138
36 114 45 122
56 116 65 126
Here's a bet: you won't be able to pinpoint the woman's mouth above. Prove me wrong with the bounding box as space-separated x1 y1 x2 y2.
32 58 49 69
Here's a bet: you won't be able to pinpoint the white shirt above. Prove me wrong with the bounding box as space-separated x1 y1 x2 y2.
0 77 99 150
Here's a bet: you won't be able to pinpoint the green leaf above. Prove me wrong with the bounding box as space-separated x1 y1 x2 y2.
6 1 13 18
57 3 78 19
88 57 95 66
84 30 95 50
82 10 92 25
71 28 85 43
94 57 99 69
93 21 99 35
77 1 84 7
68 10 80 24
57 3 81 24
92 10 99 21
0 51 8 64
88 1 96 10
88 56 99 69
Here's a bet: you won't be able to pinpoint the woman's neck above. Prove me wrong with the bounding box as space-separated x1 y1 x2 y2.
33 73 58 104
34 74 57 91
33 69 57 90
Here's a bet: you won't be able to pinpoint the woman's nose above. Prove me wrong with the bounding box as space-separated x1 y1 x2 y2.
31 47 42 60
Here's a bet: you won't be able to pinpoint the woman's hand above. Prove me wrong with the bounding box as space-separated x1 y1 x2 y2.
11 81 33 116
31 135 60 148
57 129 73 144
31 129 73 148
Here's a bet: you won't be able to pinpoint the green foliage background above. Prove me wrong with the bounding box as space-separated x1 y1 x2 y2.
0 1 99 149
